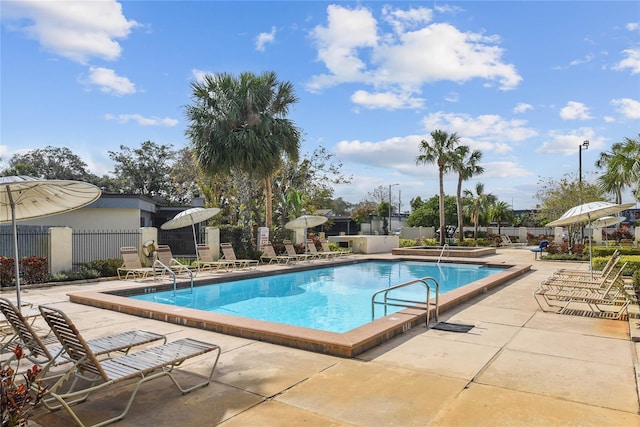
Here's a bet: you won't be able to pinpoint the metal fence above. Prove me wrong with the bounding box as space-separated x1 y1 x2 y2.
0 225 49 258
72 230 141 268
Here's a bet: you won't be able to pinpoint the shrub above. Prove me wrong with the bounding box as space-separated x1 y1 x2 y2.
83 258 121 277
1 345 48 427
19 257 47 285
0 257 15 287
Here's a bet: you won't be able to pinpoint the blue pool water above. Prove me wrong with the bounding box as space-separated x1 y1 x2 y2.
131 261 502 333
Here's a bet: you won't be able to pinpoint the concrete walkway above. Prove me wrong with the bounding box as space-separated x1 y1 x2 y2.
8 248 639 426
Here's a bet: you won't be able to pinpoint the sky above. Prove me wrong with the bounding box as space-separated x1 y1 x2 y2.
1 1 639 212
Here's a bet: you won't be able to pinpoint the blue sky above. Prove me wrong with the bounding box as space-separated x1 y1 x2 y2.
2 1 639 211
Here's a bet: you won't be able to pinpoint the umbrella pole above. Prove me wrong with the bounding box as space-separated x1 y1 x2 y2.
9 195 21 311
191 223 198 259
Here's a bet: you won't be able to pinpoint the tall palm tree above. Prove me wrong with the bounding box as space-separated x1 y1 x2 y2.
595 135 640 202
463 183 495 239
184 71 301 229
416 130 460 245
451 145 484 242
488 201 514 236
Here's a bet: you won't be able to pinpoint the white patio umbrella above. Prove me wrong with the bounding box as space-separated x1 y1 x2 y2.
586 216 626 229
0 176 102 309
546 201 635 277
160 207 220 257
285 215 328 244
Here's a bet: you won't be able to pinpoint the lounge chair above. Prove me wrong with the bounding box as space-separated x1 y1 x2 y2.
319 239 350 257
533 263 634 319
154 244 195 277
37 305 221 427
0 298 166 380
551 250 620 280
220 242 259 269
117 247 155 281
283 240 314 262
305 239 331 260
193 244 234 272
259 242 294 264
500 234 527 248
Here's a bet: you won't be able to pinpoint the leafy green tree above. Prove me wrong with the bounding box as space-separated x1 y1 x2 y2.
108 141 176 198
351 201 377 229
2 146 94 181
376 201 391 235
416 130 460 245
407 195 457 228
595 134 640 202
488 201 514 235
463 183 496 238
451 145 484 242
184 71 301 230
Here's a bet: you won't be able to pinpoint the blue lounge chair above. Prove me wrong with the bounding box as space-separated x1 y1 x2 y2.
530 240 549 260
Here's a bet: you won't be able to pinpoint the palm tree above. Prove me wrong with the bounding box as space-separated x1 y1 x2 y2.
488 201 514 236
184 71 301 229
416 130 460 245
463 183 495 239
595 135 640 202
451 145 484 242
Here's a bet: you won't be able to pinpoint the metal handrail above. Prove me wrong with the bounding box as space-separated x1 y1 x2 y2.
152 260 194 295
371 276 439 327
437 244 450 264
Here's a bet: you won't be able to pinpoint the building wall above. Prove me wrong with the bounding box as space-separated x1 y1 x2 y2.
18 208 141 230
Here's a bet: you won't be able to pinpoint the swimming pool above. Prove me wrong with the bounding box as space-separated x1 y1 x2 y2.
67 258 530 357
130 261 502 333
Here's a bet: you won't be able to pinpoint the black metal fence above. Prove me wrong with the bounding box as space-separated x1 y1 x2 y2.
0 225 49 259
72 230 141 267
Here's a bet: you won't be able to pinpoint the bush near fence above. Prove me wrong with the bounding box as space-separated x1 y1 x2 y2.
0 256 48 287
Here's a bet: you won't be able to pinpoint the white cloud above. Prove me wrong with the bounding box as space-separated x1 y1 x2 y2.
559 101 592 120
104 113 178 126
513 103 533 114
350 89 424 110
421 111 538 150
2 0 138 64
81 67 136 95
626 22 639 32
307 4 522 106
536 129 599 155
256 26 276 52
614 48 640 74
611 98 640 119
480 161 532 179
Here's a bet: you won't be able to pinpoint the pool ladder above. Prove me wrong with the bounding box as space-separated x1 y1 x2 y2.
153 260 194 295
371 276 439 327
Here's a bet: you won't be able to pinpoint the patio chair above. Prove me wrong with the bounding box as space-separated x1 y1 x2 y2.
529 240 549 260
283 240 314 262
319 239 350 257
37 304 221 427
305 239 331 260
259 242 294 264
500 234 527 248
193 244 234 272
220 242 259 269
0 298 166 380
117 247 155 281
533 263 634 319
154 244 194 277
551 250 620 280
539 261 626 292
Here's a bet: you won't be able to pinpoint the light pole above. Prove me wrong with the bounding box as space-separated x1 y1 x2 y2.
388 183 399 235
579 139 589 183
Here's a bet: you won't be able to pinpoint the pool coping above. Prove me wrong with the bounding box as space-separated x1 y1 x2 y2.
67 258 531 358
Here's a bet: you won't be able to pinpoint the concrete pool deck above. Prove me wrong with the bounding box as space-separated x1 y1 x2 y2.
7 248 639 426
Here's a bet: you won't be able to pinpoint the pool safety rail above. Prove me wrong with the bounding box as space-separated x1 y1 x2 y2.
371 276 440 327
153 260 194 295
437 244 450 264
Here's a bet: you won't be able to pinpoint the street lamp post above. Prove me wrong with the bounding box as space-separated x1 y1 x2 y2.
579 139 589 183
388 183 399 235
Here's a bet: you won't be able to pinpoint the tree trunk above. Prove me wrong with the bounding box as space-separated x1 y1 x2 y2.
438 169 446 246
456 177 464 243
265 176 272 228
